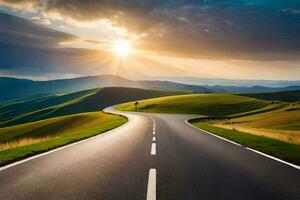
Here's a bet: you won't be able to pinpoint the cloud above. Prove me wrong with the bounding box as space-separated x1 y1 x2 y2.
0 0 39 11
31 16 51 26
0 12 76 48
1 0 300 61
0 12 104 78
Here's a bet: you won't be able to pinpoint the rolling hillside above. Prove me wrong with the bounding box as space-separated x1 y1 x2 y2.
1 75 300 103
0 88 99 122
0 75 210 103
0 87 187 127
210 102 300 144
117 93 282 116
241 90 300 102
156 76 300 87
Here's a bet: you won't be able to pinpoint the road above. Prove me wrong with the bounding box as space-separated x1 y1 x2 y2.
0 107 299 200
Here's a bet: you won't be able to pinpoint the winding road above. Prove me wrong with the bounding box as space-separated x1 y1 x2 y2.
0 107 299 200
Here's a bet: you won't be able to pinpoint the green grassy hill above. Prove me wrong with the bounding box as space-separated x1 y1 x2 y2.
0 88 99 122
223 102 300 131
117 93 283 116
0 112 127 166
209 102 300 144
0 87 186 127
241 90 300 102
44 87 188 118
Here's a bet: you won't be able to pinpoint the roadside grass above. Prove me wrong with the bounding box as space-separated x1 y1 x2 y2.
0 136 53 150
191 122 300 165
0 112 127 166
117 93 283 116
208 102 300 144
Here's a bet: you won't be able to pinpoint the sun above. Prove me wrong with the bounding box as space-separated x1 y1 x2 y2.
112 40 132 58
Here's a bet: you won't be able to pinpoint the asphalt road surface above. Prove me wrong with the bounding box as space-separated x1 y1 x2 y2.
0 107 299 200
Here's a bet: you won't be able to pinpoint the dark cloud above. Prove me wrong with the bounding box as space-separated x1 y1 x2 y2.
0 13 107 76
1 0 300 60
139 4 300 60
0 12 76 48
0 42 107 75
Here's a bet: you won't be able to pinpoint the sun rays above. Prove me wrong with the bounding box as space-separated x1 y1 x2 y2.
112 40 132 58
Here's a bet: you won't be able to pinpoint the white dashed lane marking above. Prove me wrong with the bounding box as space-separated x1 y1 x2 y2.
151 143 156 155
146 168 156 200
148 117 157 200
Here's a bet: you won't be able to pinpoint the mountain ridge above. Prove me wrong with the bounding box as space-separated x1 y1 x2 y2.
1 75 300 103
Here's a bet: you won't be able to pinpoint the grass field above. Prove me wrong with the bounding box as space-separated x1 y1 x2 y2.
117 93 283 116
191 123 300 165
206 102 300 144
0 112 127 166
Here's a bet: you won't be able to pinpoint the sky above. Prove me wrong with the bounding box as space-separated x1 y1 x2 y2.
0 0 300 80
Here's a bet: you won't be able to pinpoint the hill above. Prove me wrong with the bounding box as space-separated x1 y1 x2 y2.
0 75 210 103
2 75 300 104
154 76 300 87
117 93 282 116
241 90 300 102
208 102 300 144
0 88 99 122
203 85 300 94
0 87 187 127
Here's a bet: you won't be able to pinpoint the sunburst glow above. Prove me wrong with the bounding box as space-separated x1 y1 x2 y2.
112 40 132 58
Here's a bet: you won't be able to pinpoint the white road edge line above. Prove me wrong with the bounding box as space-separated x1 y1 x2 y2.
0 134 97 172
185 120 241 147
146 168 156 200
151 143 156 155
246 147 300 170
153 137 156 142
185 119 300 170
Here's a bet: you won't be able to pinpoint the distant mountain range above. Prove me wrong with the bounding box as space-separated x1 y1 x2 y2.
146 76 300 87
1 75 300 103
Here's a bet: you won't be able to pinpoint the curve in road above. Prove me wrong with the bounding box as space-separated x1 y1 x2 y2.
0 107 299 200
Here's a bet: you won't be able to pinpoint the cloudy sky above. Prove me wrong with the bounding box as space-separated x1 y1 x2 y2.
0 0 300 80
